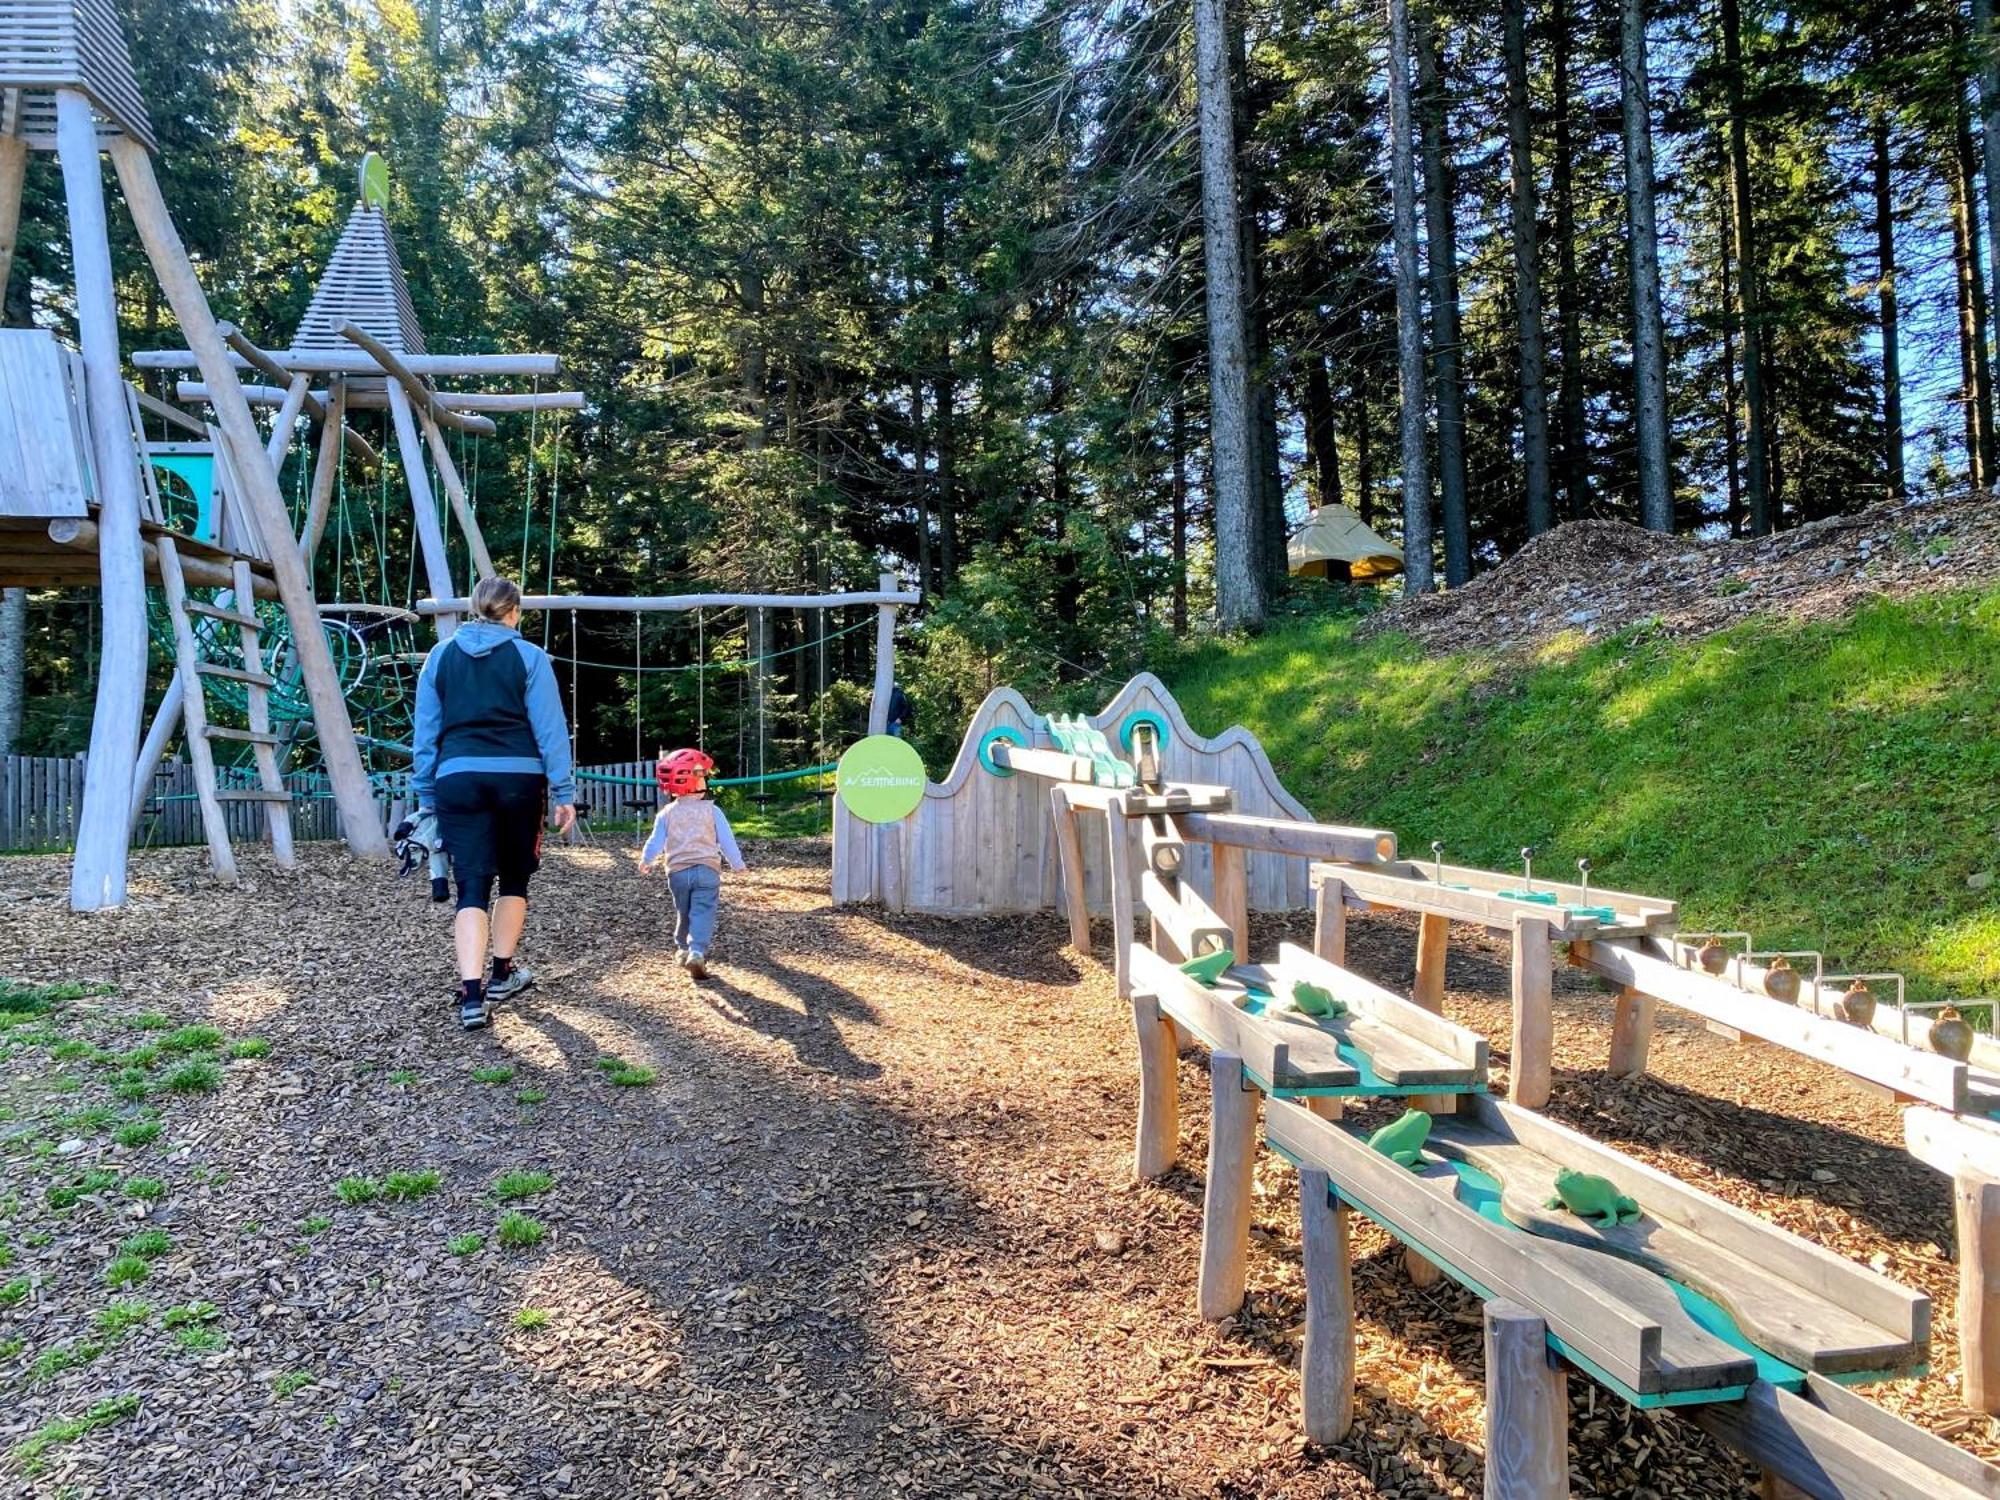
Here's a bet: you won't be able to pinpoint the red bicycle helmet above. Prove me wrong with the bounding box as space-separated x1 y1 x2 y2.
656 747 716 798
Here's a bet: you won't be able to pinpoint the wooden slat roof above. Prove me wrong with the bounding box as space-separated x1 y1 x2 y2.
287 202 427 358
0 0 154 151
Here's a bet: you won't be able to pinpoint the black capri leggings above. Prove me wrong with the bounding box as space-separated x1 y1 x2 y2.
432 772 546 913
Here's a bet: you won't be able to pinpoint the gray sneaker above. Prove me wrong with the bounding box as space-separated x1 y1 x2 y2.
486 964 535 1003
685 952 708 981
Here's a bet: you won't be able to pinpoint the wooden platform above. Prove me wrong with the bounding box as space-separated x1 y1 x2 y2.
1316 856 1678 941
1267 1095 1928 1404
0 515 276 596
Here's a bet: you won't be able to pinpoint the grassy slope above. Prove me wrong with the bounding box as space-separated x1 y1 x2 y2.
1163 587 2000 1001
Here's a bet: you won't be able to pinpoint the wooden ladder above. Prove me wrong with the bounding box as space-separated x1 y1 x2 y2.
141 409 294 880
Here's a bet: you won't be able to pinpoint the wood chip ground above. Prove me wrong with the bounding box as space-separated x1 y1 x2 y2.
0 841 1989 1496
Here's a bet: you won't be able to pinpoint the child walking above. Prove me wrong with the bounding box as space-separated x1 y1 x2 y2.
639 748 747 979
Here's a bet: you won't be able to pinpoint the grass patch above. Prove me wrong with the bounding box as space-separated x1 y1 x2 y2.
0 1276 28 1306
27 1340 101 1383
118 1044 162 1069
299 1215 331 1236
495 1212 546 1250
112 1070 154 1102
162 1300 217 1328
596 1056 656 1087
334 1176 381 1206
511 1307 551 1330
120 1229 172 1260
491 1169 554 1201
239 1221 263 1236
124 1012 172 1031
102 1255 150 1289
387 1069 419 1086
471 1065 515 1084
94 1300 152 1337
173 1325 224 1353
122 1177 165 1202
50 1039 103 1063
0 1337 21 1360
514 1088 547 1105
0 978 112 1013
162 1058 223 1094
272 1370 313 1398
113 1120 161 1149
1162 587 2000 1000
11 1393 138 1465
382 1169 442 1202
448 1232 485 1255
161 1025 223 1054
46 1169 119 1209
227 1037 271 1060
56 1104 117 1133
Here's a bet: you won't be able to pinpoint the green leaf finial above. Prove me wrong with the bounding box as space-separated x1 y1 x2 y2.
359 152 390 210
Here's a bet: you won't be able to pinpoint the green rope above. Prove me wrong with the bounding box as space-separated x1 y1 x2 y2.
575 763 835 789
539 615 870 675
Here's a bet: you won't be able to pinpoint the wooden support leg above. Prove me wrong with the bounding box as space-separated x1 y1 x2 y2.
1131 992 1180 1179
1107 793 1136 998
1413 910 1450 1010
1483 1301 1570 1499
384 380 459 617
1759 1475 1812 1500
1955 1168 2000 1413
0 131 27 298
299 380 348 561
1510 915 1555 1109
418 405 497 579
126 678 183 839
1049 786 1091 954
1198 1050 1259 1321
1299 1168 1354 1444
1305 1096 1343 1121
1607 985 1655 1079
1313 875 1347 965
1212 840 1250 958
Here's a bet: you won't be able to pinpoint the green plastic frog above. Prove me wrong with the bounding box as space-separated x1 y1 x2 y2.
1365 1108 1431 1170
1288 981 1349 1019
1544 1168 1641 1227
1179 949 1235 986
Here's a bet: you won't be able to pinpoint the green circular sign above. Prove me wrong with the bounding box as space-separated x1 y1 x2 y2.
359 152 391 210
836 735 926 824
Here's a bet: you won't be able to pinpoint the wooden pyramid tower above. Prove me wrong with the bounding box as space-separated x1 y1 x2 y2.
0 0 387 908
290 196 427 358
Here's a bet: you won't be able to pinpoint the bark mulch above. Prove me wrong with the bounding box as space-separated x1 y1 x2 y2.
0 841 1988 1496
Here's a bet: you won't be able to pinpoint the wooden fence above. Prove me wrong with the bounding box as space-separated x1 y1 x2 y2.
0 754 672 853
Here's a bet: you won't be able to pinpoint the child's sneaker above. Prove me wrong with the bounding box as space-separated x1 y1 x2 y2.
673 948 690 969
486 963 535 1003
685 952 708 980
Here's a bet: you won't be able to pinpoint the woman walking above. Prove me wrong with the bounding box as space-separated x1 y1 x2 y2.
413 577 576 1030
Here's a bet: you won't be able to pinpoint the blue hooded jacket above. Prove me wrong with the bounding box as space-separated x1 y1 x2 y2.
412 620 576 808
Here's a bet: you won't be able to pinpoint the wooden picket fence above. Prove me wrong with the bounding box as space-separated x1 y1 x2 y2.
0 754 669 853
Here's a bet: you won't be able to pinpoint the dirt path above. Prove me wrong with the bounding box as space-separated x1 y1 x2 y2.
0 843 1987 1496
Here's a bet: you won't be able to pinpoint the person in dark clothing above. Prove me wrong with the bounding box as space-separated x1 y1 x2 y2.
886 683 914 738
412 576 576 1030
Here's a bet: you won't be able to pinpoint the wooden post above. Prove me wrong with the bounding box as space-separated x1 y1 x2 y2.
1211 839 1250 957
1132 991 1181 1178
1483 1300 1570 1499
108 135 390 860
126 679 182 839
1050 786 1091 953
1107 793 1137 998
152 540 235 880
298 380 347 562
59 91 149 910
1299 1167 1355 1444
262 373 312 471
418 404 497 580
0 131 27 297
1758 1475 1812 1500
232 559 294 869
867 569 897 735
384 379 458 624
1313 875 1347 965
1511 915 1555 1108
1607 985 1655 1079
1199 1050 1259 1321
1956 1168 2000 1413
1414 911 1450 1009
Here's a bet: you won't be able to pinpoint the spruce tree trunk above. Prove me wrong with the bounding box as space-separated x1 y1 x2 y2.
1172 389 1190 635
1874 118 1905 503
0 586 23 754
1232 18 1288 597
1551 0 1589 519
1720 0 1770 534
1417 12 1471 584
1958 94 1997 486
1977 0 2000 322
1503 0 1555 539
1719 201 1744 535
1193 0 1265 627
1955 168 1985 488
1302 354 1343 510
1354 384 1375 527
930 195 959 586
1387 0 1434 593
1620 0 1673 531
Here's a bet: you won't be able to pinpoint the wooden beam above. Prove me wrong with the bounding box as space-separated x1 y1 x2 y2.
1107 793 1137 998
1211 840 1250 956
132 387 209 438
986 740 1098 784
1271 943 1489 1075
1299 1168 1355 1444
0 131 25 296
1575 937 1971 1111
1334 860 1659 939
1142 870 1233 961
1413 911 1450 1010
1049 785 1092 953
1484 1301 1571 1499
1130 990 1181 1179
1179 812 1396 865
384 378 458 628
417 588 921 614
1139 945 1359 1092
337 321 497 436
262 372 311 471
137 347 563 378
1960 1170 2000 1414
1199 1050 1258 1320
214 326 381 464
867 571 897 735
109 135 389 861
1313 874 1348 965
58 90 148 910
1511 916 1555 1108
1608 986 1655 1078
182 379 585 413
298 380 346 561
416 403 495 580
45 518 278 599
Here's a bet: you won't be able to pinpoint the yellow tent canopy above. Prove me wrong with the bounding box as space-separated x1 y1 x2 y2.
1287 505 1404 581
